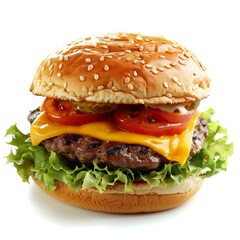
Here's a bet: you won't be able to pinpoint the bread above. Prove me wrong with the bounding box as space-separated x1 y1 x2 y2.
30 32 210 105
34 177 203 213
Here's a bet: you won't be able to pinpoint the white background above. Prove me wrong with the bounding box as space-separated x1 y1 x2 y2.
0 0 239 239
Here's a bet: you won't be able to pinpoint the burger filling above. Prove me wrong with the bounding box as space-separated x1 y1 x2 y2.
27 100 207 170
7 103 233 192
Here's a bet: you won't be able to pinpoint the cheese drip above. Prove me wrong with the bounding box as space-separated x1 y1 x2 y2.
30 111 199 165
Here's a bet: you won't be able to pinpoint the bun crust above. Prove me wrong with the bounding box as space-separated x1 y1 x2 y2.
31 32 210 105
34 177 203 213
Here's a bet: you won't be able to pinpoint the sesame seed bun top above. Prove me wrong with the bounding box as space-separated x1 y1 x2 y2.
30 32 210 105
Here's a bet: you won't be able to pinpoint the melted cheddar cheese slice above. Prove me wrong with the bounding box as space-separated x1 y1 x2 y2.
30 111 199 165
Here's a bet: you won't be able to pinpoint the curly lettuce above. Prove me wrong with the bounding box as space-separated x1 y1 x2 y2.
5 108 234 192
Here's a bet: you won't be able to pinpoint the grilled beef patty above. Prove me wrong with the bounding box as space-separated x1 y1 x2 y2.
28 107 207 170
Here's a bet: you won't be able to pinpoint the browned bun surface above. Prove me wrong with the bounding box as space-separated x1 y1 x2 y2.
30 32 210 105
33 177 203 213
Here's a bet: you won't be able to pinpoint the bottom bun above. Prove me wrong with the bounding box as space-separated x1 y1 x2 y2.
33 177 203 213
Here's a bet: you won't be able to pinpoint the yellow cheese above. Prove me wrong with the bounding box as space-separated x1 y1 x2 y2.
30 111 199 165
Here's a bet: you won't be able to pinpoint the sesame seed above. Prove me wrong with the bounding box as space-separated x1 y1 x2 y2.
41 66 45 72
166 93 173 98
163 81 169 88
84 48 92 52
157 67 165 72
159 55 165 59
172 43 179 48
94 74 99 80
87 64 94 71
107 81 113 89
79 75 85 81
179 55 187 60
139 45 144 51
58 63 63 70
170 61 178 66
179 60 186 65
124 77 131 84
57 72 62 78
128 83 134 90
47 59 51 67
118 43 124 47
139 99 144 104
49 70 53 76
97 85 104 91
133 71 138 77
133 59 138 64
172 76 182 86
104 64 110 71
151 69 158 75
118 52 125 56
100 56 105 61
101 45 108 49
63 82 67 89
172 76 178 83
85 58 91 63
165 49 174 54
59 55 63 61
125 49 132 53
112 86 118 91
201 64 207 70
164 65 171 69
140 60 145 64
145 64 153 69
126 57 132 62
64 56 69 61
180 46 186 51
48 64 54 72
184 52 191 58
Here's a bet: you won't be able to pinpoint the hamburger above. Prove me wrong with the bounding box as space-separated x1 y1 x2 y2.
6 32 233 213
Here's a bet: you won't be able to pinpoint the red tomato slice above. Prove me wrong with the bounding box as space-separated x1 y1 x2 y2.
114 106 191 137
42 98 104 125
148 108 196 123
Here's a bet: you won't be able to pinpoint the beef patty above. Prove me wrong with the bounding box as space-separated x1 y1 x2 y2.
30 109 207 170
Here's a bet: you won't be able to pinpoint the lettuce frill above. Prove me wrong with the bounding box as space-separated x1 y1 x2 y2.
5 108 234 193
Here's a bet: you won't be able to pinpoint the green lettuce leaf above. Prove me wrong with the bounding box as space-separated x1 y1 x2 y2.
4 108 234 192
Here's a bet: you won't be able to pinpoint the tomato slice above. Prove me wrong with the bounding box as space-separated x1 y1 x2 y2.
148 108 196 123
42 98 104 125
114 106 193 137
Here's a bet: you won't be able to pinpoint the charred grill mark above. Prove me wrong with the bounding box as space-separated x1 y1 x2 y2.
86 139 102 149
62 135 83 145
139 146 149 154
106 145 125 156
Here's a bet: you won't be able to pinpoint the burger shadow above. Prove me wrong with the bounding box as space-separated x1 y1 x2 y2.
28 184 183 226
